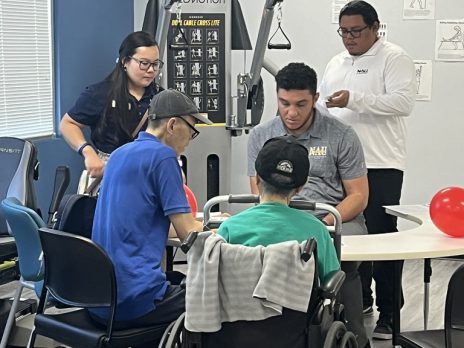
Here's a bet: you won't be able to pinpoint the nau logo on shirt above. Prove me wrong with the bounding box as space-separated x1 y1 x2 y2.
357 68 368 74
309 146 327 157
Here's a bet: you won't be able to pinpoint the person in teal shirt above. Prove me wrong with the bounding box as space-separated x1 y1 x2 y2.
218 135 339 282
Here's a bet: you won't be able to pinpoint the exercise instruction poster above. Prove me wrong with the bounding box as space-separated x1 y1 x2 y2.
167 13 226 124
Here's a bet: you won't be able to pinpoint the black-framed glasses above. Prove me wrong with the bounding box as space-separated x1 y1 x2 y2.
129 56 164 71
176 117 200 140
337 25 369 38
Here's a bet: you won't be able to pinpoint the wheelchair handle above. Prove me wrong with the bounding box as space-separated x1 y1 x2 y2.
301 238 316 262
203 194 259 226
180 231 199 253
228 194 259 204
289 200 316 211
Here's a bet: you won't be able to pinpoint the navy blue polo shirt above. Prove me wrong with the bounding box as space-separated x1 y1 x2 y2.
91 132 191 321
68 79 160 153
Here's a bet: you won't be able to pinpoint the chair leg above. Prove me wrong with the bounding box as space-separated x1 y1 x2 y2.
0 282 24 348
26 327 37 348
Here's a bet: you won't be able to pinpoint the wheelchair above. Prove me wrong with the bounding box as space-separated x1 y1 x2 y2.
159 194 357 348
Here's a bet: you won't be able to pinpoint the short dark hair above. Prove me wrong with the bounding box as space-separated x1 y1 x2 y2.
275 63 317 95
147 117 168 130
339 1 379 27
259 178 296 197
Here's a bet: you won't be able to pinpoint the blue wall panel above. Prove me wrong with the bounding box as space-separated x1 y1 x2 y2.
33 0 134 215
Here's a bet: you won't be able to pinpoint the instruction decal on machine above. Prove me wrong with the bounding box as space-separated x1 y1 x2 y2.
167 13 226 124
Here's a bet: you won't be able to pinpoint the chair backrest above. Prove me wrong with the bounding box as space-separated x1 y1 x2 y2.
0 197 45 280
445 264 464 347
53 193 97 238
38 227 117 324
0 137 39 235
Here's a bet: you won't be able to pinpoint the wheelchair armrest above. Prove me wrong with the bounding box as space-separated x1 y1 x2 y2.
319 270 345 300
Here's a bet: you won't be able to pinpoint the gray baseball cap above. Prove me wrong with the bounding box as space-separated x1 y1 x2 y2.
148 89 212 125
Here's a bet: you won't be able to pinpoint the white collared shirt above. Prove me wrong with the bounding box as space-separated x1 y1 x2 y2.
319 38 416 171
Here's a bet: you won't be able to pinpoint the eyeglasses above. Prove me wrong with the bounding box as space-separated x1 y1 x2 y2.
129 56 164 71
176 117 200 140
337 25 369 38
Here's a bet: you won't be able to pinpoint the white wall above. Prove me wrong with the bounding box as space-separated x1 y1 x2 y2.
134 0 464 207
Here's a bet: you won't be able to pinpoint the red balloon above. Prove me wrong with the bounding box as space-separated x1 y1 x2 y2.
184 184 198 217
429 187 464 237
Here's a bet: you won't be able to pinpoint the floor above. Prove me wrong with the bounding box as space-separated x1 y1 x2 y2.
0 258 461 347
365 258 461 347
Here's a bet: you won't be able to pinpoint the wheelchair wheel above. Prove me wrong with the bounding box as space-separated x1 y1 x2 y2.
165 312 185 348
322 321 347 348
158 320 177 347
339 331 358 348
158 313 185 348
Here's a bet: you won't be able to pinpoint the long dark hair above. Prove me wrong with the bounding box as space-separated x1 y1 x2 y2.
95 31 158 142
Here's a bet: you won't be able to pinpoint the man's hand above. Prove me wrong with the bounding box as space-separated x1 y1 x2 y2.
326 90 350 108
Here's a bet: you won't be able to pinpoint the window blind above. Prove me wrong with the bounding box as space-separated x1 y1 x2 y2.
0 0 53 138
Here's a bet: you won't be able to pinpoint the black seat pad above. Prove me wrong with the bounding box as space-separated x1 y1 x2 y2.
35 309 168 347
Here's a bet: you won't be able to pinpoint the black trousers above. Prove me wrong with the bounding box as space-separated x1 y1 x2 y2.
90 270 185 347
337 215 369 348
117 271 186 329
359 169 404 323
340 261 369 348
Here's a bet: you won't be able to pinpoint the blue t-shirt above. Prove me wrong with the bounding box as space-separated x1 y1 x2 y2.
91 132 190 321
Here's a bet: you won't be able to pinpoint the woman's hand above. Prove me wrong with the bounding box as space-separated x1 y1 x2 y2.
82 146 105 178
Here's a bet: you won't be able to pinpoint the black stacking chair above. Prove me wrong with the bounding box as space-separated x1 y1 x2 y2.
28 227 171 348
398 264 464 347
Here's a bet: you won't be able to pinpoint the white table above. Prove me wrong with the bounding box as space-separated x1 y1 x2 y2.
342 204 464 261
341 205 464 346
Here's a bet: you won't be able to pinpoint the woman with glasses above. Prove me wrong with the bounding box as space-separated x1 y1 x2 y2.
60 31 164 191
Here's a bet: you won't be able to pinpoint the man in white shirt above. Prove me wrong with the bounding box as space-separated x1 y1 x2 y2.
319 0 416 341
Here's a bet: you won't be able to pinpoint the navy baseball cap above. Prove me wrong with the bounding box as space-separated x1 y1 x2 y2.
255 136 309 189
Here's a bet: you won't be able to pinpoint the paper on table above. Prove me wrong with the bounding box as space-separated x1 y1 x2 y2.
195 211 222 219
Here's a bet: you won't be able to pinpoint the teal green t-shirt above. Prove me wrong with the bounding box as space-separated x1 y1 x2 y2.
218 202 340 282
